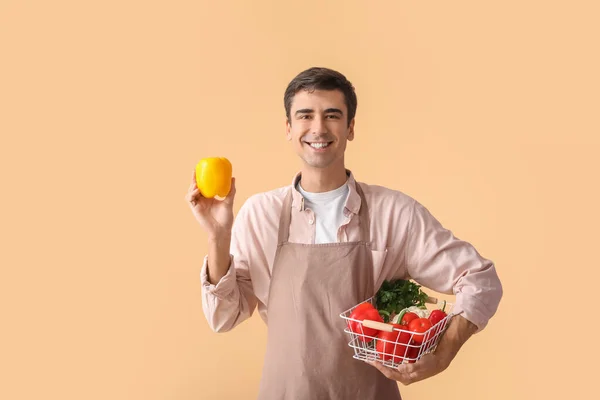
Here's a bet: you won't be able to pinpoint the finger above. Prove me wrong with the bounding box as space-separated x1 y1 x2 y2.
367 359 420 386
365 361 398 381
396 359 431 385
186 184 200 197
186 188 200 204
188 182 200 194
191 169 198 187
395 363 418 384
187 176 204 198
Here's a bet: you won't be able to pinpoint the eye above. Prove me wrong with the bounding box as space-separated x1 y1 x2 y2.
299 114 311 120
326 114 340 119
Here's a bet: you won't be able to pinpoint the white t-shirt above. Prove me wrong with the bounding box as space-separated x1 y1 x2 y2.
296 181 350 244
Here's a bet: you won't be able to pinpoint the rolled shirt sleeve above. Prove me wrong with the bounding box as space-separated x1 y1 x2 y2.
405 200 503 332
200 254 237 298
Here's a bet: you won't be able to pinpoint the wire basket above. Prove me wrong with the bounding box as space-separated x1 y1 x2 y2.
339 296 454 368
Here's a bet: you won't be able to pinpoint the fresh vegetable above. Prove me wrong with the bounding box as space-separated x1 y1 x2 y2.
195 157 232 198
407 317 433 344
348 303 383 343
429 308 447 327
429 310 446 324
375 279 429 322
376 325 411 363
406 306 430 318
400 312 419 326
352 302 376 315
349 280 453 365
405 341 420 363
391 309 405 324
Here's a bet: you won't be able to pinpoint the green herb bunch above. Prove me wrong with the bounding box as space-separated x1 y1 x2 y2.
375 279 429 322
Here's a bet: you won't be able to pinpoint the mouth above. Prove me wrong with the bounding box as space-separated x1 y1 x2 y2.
304 141 333 150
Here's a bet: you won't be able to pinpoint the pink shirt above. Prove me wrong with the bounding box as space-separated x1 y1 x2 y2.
200 171 503 333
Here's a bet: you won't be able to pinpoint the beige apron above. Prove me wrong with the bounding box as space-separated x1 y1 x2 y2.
257 183 401 400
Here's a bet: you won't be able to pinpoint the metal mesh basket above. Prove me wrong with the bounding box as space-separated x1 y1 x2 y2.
339 296 454 368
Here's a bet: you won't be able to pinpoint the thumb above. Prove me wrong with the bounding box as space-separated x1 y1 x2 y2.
223 177 236 205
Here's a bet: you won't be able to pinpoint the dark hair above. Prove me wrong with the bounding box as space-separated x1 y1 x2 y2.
284 67 357 127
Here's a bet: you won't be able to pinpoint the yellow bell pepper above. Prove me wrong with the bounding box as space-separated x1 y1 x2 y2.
195 157 232 198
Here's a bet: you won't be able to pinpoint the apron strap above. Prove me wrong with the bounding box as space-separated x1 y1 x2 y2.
354 182 371 244
277 181 371 245
277 188 294 245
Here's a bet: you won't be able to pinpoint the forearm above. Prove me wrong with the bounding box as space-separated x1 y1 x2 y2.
435 314 478 363
206 233 232 285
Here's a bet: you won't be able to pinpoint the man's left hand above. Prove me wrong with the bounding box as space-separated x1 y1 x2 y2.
365 314 478 385
366 350 450 385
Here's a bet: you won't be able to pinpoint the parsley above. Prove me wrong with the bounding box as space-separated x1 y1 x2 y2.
375 279 429 322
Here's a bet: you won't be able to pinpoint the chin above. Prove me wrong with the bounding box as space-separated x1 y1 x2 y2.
302 158 335 169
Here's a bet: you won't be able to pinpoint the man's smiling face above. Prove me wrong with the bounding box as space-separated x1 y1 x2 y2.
286 89 355 170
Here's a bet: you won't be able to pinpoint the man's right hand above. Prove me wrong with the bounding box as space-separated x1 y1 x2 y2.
186 169 237 240
186 169 237 285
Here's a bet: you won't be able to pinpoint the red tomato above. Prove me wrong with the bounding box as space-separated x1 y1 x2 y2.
400 312 419 326
408 317 433 344
348 305 382 343
404 340 420 363
429 309 447 326
376 325 411 363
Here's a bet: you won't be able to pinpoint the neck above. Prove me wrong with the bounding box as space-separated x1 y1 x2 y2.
299 164 348 193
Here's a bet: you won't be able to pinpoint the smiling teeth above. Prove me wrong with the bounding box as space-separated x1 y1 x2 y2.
310 143 329 149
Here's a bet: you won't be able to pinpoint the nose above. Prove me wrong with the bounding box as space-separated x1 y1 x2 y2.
310 115 328 135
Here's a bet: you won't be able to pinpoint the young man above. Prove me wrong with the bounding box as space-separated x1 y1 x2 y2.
186 67 503 399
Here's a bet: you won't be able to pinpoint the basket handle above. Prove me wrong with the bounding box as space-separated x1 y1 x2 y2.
362 319 395 332
360 296 441 332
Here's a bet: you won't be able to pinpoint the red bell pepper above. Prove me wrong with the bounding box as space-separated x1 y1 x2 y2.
348 303 383 343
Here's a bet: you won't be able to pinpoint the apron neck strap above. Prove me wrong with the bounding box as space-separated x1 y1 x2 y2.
277 182 371 245
354 182 371 242
278 188 294 244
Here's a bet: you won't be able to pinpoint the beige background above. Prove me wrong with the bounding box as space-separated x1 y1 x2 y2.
1 1 599 399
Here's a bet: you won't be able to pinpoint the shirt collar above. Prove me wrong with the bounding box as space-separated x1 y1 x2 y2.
290 169 361 215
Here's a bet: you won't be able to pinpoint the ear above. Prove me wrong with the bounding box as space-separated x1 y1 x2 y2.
347 118 355 141
286 118 292 141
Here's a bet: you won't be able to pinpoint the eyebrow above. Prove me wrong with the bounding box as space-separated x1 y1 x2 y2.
294 108 344 116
